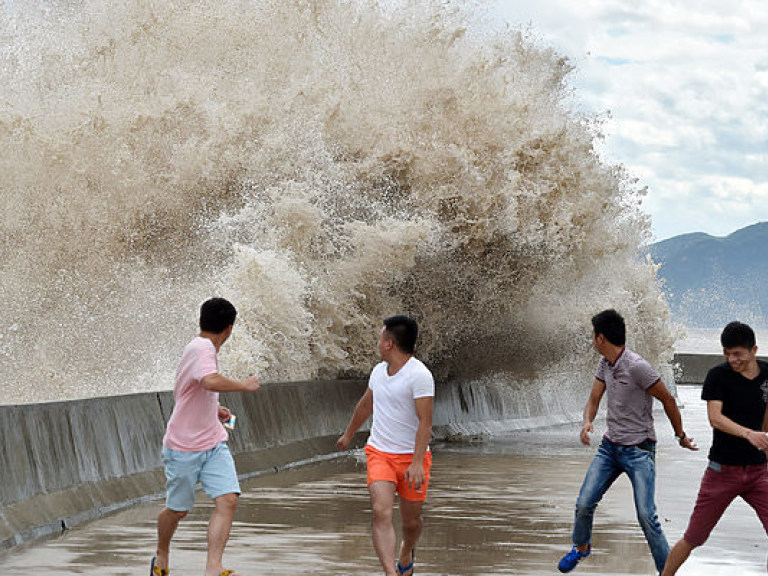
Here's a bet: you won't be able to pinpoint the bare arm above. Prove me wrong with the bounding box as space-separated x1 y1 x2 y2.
708 400 768 451
647 379 698 450
336 388 374 451
201 372 260 393
405 396 434 489
581 379 606 445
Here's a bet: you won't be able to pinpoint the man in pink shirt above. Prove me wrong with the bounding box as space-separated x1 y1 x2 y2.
151 298 260 576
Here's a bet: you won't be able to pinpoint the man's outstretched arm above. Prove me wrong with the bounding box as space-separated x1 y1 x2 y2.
580 379 606 445
648 380 698 450
336 388 374 451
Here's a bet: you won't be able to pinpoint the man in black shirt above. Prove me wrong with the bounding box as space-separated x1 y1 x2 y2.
662 321 768 575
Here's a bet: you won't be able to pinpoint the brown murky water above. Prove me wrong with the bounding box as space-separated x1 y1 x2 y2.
2 386 766 575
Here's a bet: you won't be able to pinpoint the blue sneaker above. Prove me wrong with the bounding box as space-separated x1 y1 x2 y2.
557 544 591 573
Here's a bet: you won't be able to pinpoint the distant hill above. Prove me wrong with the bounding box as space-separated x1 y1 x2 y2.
649 222 768 329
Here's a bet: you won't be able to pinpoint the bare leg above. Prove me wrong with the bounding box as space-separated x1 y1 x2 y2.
204 493 239 576
156 508 187 571
369 481 398 576
660 538 695 576
397 498 424 575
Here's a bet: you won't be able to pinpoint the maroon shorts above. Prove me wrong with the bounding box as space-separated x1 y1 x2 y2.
684 461 768 546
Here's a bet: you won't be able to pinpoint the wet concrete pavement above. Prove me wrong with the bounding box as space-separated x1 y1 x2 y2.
2 385 766 575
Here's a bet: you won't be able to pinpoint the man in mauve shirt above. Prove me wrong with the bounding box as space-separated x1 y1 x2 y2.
557 309 697 575
151 298 260 576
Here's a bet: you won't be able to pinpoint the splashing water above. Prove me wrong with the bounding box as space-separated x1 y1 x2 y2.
0 1 676 404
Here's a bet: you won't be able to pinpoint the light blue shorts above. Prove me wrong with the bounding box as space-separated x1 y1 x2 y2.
162 442 241 512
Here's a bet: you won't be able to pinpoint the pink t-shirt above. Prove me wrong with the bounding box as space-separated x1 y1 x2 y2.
163 337 228 452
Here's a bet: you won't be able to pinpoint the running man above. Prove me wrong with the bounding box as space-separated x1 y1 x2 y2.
558 309 697 574
152 298 261 576
336 315 434 576
661 321 768 575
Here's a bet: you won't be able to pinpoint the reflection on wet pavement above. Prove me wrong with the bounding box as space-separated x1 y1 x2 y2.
2 386 765 575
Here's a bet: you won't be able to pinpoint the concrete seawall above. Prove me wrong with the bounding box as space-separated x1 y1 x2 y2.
0 375 581 552
0 381 365 552
674 353 723 385
673 353 767 385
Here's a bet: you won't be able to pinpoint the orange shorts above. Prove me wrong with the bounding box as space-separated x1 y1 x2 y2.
365 444 432 502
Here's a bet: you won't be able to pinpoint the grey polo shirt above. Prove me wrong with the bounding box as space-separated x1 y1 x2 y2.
596 348 661 445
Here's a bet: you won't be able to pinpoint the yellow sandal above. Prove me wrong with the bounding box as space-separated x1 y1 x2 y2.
150 557 169 576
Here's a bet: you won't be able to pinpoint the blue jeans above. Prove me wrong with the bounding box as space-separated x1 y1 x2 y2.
572 437 669 573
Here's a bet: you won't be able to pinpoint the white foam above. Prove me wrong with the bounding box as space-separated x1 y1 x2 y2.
0 1 675 403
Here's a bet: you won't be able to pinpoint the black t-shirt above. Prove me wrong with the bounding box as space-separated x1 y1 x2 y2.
702 360 768 465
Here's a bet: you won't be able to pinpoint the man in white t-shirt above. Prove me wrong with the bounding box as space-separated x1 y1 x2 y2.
151 298 260 576
337 315 435 576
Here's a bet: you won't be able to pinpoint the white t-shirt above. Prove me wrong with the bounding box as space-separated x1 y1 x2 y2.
367 357 435 454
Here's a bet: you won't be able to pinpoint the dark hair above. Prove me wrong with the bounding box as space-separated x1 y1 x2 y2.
383 315 419 354
591 309 626 346
720 321 756 349
200 298 237 334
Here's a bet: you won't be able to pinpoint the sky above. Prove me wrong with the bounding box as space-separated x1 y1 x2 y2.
491 1 768 241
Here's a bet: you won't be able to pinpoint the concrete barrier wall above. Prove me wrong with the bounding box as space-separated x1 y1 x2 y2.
0 375 585 552
0 380 365 552
673 353 767 385
674 354 723 385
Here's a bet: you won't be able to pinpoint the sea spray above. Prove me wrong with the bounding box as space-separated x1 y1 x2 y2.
0 1 676 404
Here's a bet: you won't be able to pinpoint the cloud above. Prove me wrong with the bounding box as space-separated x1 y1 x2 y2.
492 0 768 240
645 175 768 239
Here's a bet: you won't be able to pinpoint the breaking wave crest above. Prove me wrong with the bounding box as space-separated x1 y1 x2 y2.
0 1 675 403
